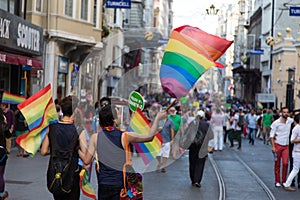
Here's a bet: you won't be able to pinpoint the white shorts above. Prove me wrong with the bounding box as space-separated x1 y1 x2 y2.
157 142 171 158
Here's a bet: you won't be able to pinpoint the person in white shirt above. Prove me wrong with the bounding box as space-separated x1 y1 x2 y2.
211 108 225 151
270 107 294 188
228 110 242 149
283 113 300 191
246 109 258 145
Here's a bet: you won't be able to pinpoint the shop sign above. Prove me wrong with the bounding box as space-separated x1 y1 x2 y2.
290 7 300 16
106 0 131 9
58 56 69 74
0 9 43 55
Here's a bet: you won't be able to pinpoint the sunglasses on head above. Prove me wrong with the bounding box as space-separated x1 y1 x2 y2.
100 102 110 107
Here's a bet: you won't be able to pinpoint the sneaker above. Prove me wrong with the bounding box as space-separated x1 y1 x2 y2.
161 168 166 173
283 186 296 192
275 183 282 188
237 146 241 150
194 182 201 188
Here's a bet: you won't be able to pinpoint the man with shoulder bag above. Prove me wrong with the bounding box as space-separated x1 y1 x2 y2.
187 110 213 188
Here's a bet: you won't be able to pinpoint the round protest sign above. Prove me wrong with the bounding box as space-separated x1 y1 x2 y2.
128 91 144 112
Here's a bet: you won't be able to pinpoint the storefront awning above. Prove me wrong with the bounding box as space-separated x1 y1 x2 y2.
0 51 42 68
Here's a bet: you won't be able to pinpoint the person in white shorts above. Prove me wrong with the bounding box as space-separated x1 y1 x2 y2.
156 111 174 173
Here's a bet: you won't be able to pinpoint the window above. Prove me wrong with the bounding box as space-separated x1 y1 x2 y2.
81 0 88 20
35 0 42 12
0 0 14 13
0 0 8 11
65 0 73 17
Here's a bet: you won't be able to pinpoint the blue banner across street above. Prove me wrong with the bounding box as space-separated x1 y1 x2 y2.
106 0 131 9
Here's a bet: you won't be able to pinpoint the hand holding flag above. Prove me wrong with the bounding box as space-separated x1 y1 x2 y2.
129 108 163 165
16 84 58 155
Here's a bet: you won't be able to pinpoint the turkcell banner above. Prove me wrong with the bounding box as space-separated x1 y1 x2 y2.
106 0 131 9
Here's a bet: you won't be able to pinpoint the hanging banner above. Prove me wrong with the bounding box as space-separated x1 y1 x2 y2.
106 0 131 9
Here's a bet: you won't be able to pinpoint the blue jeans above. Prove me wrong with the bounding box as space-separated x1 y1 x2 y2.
248 127 256 145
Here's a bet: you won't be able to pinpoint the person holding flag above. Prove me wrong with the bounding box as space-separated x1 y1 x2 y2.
41 96 88 199
79 105 166 200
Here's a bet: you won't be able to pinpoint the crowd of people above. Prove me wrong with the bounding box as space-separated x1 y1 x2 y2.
182 105 300 192
1 93 300 199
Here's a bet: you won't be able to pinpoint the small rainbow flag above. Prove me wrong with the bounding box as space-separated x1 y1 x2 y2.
257 101 263 109
80 169 96 200
160 25 233 98
129 108 163 165
1 91 26 104
16 84 58 155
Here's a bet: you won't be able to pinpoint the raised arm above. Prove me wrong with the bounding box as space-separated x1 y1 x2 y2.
125 110 167 143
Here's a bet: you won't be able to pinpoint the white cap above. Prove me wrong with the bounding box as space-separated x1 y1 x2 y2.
197 110 205 117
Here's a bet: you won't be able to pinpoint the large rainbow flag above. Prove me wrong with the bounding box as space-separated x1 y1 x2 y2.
160 25 233 98
80 169 97 200
1 91 26 104
129 108 163 165
16 84 58 155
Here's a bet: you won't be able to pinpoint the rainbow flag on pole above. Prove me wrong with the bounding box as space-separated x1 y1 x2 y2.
80 169 96 200
16 84 58 155
129 108 163 165
1 91 26 104
160 25 233 98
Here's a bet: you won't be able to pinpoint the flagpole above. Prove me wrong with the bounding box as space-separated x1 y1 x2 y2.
165 100 177 111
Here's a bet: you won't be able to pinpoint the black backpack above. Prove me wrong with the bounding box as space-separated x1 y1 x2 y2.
46 124 79 196
238 114 245 127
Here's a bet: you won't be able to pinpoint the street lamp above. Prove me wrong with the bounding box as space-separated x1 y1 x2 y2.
206 4 219 15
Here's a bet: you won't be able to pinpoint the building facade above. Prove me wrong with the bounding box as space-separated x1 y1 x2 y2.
27 0 104 102
0 0 43 100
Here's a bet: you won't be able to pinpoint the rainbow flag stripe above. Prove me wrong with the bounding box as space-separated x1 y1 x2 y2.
160 25 233 98
176 25 233 61
257 101 263 109
80 169 96 200
129 108 163 165
1 91 26 104
17 84 58 155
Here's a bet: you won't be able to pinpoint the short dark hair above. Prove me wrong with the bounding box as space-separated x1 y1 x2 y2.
281 107 288 112
100 97 111 104
60 96 75 117
294 113 300 124
99 105 116 127
95 101 99 110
